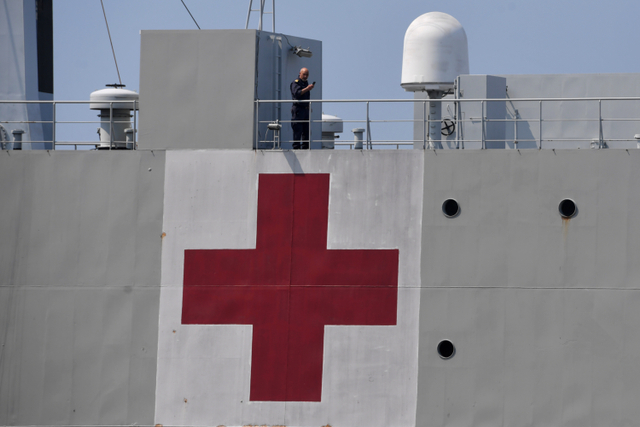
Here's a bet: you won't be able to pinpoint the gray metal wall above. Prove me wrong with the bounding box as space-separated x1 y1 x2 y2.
138 30 322 151
454 73 640 149
413 75 508 150
500 73 640 149
138 30 258 150
0 150 165 426
416 149 640 426
458 74 507 149
3 148 640 426
255 32 322 150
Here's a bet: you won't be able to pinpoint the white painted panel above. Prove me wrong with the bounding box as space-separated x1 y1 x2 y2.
157 150 424 426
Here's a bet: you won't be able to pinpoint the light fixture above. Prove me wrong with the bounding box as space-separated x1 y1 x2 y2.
292 46 313 58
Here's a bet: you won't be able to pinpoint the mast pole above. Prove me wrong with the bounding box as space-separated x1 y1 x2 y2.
246 0 276 32
245 0 253 29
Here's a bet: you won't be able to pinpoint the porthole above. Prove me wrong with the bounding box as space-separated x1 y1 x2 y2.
437 340 455 359
558 199 577 218
442 199 460 218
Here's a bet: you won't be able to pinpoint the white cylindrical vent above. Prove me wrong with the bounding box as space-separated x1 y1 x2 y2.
352 128 365 150
321 114 344 149
90 87 139 149
401 12 469 92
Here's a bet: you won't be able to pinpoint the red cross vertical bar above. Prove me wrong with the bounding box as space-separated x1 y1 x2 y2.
182 174 399 402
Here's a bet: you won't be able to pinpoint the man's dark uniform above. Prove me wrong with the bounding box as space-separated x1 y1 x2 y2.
290 78 310 149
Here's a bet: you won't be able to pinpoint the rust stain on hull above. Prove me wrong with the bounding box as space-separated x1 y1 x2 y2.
562 217 570 240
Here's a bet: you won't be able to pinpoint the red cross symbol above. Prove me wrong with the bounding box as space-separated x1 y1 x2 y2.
182 174 399 402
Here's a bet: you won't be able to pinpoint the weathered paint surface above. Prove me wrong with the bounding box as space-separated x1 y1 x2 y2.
182 174 399 402
416 149 640 426
4 149 640 427
0 151 165 426
157 150 423 426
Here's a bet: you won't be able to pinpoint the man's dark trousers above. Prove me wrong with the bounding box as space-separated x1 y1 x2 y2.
291 106 309 149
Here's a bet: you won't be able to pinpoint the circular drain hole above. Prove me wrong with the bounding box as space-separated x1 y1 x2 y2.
437 340 455 359
559 199 577 218
442 199 460 218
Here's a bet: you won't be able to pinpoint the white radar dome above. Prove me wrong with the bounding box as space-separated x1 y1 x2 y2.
401 12 469 92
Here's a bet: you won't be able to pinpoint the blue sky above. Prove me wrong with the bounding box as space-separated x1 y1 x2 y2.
50 0 639 148
53 0 640 101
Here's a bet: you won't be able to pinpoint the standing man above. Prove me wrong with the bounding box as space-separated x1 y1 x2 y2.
290 68 315 149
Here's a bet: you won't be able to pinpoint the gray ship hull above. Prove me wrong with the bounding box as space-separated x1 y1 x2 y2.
3 149 640 426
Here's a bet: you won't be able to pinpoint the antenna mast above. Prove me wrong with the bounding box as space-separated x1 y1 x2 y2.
245 0 276 32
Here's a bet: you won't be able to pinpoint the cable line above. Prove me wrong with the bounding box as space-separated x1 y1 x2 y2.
99 0 122 86
181 0 201 29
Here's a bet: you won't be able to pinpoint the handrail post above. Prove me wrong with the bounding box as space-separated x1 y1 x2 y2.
308 100 311 149
455 77 461 149
513 104 517 148
254 99 259 150
366 101 371 149
598 99 603 148
422 101 427 150
481 100 485 149
109 101 114 150
52 101 56 150
455 101 459 150
539 100 542 149
133 99 137 149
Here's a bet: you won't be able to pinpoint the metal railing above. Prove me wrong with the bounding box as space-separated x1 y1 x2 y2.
0 100 138 150
255 97 640 150
2 97 640 150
